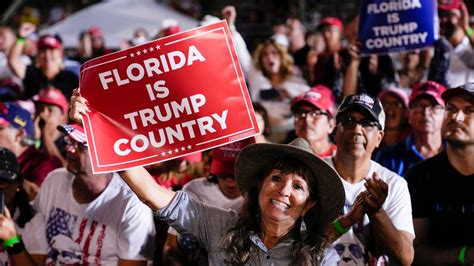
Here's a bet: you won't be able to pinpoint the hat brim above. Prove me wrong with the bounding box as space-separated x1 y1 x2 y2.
235 141 345 224
441 88 474 102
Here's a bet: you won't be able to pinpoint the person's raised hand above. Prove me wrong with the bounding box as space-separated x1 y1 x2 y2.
222 6 237 27
346 192 367 224
18 22 36 38
69 88 89 123
362 172 388 214
460 2 471 31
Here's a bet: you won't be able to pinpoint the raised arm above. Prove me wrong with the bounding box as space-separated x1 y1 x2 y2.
8 22 35 79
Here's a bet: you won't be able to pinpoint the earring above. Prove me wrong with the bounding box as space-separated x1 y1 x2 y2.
300 216 307 231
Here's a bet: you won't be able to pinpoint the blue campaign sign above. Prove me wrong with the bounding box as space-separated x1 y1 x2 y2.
359 0 438 55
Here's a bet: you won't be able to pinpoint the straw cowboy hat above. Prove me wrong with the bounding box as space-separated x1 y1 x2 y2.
235 137 345 225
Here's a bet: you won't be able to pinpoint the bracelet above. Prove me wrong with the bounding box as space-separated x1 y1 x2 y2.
34 139 41 149
16 37 25 44
332 218 347 235
466 27 474 38
458 246 467 265
3 235 21 248
5 241 25 256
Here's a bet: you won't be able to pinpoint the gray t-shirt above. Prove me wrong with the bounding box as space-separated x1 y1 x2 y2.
156 191 338 265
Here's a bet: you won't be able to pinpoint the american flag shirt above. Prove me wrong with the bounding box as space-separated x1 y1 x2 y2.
23 168 155 265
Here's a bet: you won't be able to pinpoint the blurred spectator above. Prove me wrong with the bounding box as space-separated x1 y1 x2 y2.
377 87 410 148
8 23 78 100
73 26 111 64
376 81 445 176
32 87 69 165
290 85 337 157
0 101 62 199
343 45 397 99
0 147 35 227
158 19 181 38
0 26 21 84
252 102 271 143
438 2 474 87
0 147 35 264
225 5 309 143
146 152 202 191
298 30 326 84
396 50 431 89
162 138 253 265
406 83 474 265
312 17 346 100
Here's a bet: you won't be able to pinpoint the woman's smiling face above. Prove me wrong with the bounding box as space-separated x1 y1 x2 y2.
258 169 314 225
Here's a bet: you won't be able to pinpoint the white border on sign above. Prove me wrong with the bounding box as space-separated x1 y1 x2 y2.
85 26 256 169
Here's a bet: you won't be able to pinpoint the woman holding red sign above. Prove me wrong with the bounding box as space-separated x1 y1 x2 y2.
65 89 346 265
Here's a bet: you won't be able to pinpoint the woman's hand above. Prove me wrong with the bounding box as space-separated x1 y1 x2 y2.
69 88 90 123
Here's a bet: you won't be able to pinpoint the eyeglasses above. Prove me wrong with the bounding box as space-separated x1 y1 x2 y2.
338 116 381 130
294 110 328 121
381 100 403 110
64 136 88 149
445 104 474 116
409 103 444 113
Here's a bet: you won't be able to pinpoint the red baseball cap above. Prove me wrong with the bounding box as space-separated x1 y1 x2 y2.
33 87 68 114
210 137 256 175
163 25 181 37
378 87 409 108
291 85 336 117
37 35 62 50
88 26 103 38
438 0 461 11
410 81 446 106
319 17 344 32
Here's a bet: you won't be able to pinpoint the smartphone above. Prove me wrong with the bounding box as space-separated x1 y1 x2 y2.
260 88 280 100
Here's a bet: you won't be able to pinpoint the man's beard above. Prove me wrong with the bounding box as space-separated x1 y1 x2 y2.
445 138 474 148
441 23 456 38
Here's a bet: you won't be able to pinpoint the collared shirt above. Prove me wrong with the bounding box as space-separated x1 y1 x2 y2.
374 135 426 177
156 191 338 265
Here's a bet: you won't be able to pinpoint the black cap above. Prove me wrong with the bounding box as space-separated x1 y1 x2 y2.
336 94 386 130
0 148 20 183
442 83 474 102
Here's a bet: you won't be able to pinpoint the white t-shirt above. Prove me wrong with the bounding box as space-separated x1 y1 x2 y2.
324 158 414 265
231 29 310 142
22 168 155 265
168 177 243 236
447 36 474 88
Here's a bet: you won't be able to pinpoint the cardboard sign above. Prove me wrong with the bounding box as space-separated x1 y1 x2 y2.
80 21 259 173
359 0 438 55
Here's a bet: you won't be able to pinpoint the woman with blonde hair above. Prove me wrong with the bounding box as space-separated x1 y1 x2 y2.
223 6 310 143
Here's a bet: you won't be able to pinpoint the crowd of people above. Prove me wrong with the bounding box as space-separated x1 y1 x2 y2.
0 1 473 265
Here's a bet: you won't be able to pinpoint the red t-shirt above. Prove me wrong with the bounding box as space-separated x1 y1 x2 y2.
18 146 63 186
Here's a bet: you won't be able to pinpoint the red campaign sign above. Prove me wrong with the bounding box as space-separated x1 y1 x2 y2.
80 21 259 173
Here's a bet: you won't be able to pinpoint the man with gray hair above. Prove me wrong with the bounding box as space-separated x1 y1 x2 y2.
325 94 414 265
